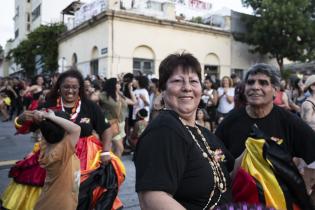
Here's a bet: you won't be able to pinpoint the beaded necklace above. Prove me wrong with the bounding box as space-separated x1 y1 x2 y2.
56 97 81 122
179 117 227 210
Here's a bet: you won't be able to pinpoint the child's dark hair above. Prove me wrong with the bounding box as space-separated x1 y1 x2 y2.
137 108 148 120
39 111 70 144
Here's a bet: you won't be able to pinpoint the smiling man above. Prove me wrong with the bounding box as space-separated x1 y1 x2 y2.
215 63 315 165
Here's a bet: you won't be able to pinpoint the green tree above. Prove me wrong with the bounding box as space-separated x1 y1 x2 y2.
11 23 66 77
0 44 3 55
237 0 315 70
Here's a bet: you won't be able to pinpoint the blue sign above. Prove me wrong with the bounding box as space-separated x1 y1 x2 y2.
101 48 108 55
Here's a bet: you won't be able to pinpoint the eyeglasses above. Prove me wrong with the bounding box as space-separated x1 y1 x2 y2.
246 79 270 86
61 85 80 91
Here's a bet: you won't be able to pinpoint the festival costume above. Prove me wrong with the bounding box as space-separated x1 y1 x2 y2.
215 106 315 209
1 143 43 210
135 110 234 209
1 98 125 210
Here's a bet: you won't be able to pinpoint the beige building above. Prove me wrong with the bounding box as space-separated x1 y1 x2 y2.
59 1 275 79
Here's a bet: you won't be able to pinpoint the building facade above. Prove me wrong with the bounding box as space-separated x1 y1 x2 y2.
58 0 275 79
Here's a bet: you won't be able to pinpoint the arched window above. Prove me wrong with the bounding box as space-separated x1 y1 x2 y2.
90 46 99 75
204 53 220 79
133 45 155 76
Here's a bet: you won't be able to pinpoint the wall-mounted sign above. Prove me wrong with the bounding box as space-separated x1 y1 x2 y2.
101 47 108 55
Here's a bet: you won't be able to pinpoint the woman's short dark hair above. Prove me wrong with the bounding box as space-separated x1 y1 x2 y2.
32 75 44 86
103 78 117 101
46 68 86 101
245 63 280 87
123 73 134 83
197 108 209 121
136 76 149 90
39 111 69 144
159 52 201 91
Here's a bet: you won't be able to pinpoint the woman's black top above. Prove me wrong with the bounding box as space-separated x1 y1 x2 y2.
43 98 110 138
134 110 234 209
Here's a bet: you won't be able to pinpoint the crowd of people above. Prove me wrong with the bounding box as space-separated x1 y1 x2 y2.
0 52 314 210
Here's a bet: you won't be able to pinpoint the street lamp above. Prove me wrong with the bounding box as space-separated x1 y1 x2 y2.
62 57 65 72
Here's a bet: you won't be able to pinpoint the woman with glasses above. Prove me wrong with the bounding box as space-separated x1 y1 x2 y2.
1 69 125 210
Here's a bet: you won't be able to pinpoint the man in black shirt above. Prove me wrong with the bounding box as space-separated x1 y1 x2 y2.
216 63 315 165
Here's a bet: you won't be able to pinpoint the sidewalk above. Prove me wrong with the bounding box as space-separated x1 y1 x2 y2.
0 120 140 209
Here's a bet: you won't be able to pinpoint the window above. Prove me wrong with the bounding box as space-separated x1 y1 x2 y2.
133 58 154 76
15 29 19 38
27 13 31 22
231 69 244 79
204 65 219 78
16 6 19 17
27 23 31 32
32 4 41 21
147 1 162 11
90 59 99 75
27 0 31 3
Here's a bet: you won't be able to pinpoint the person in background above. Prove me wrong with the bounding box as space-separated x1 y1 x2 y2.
301 75 315 131
290 78 307 115
0 79 17 121
201 76 218 131
196 108 211 131
234 82 247 109
130 108 148 149
135 53 235 209
51 72 60 87
9 77 24 120
217 76 235 123
121 73 134 135
273 79 290 110
34 110 80 210
22 75 45 111
231 73 241 87
84 78 100 104
132 76 150 123
99 78 136 157
149 78 162 120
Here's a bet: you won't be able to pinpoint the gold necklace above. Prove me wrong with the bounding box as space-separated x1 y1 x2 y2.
179 117 227 210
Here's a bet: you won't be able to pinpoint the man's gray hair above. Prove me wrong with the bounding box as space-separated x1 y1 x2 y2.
245 63 280 87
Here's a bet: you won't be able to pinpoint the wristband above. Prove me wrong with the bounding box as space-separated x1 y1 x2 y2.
100 152 111 156
14 117 23 128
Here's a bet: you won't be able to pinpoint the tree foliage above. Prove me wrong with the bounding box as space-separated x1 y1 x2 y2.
238 0 315 70
0 45 3 55
11 23 66 77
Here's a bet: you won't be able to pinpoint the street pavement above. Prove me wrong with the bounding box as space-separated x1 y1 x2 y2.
0 120 140 209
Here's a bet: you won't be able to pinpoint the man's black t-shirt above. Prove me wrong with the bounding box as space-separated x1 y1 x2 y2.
215 106 315 164
134 110 234 209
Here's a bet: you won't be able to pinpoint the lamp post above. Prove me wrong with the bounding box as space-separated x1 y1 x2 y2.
62 57 65 72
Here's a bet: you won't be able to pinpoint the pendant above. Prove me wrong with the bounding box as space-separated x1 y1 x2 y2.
203 152 208 158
